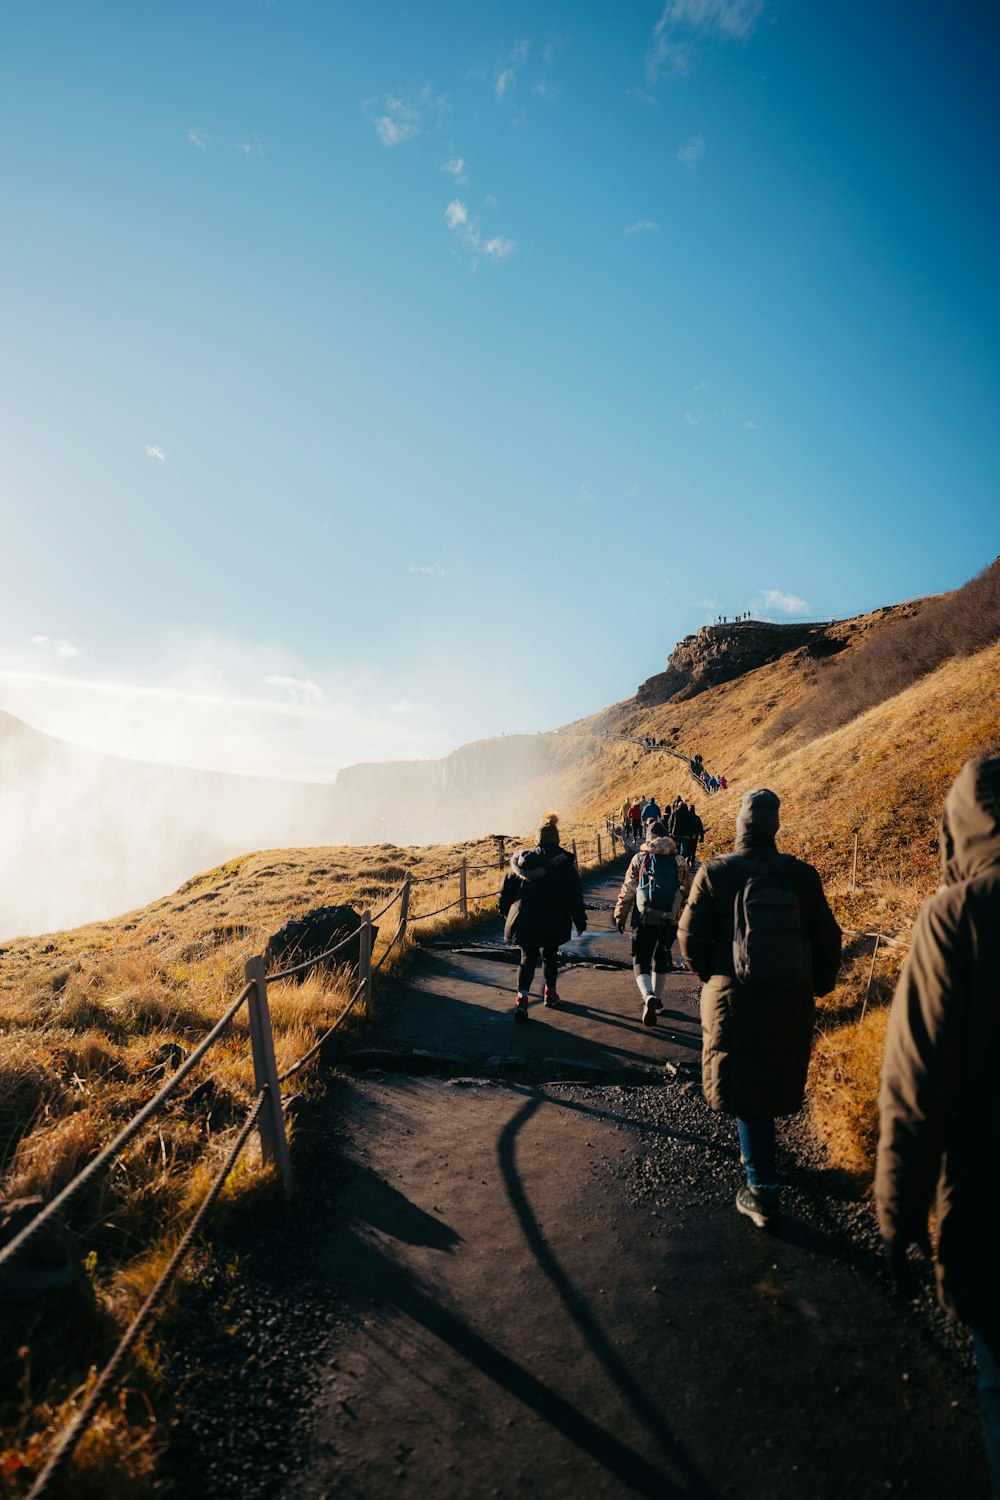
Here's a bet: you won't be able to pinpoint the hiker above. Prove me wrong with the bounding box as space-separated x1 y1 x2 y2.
678 788 841 1228
498 812 587 1024
875 757 1000 1492
669 799 695 858
688 803 705 861
619 795 633 832
627 800 644 843
719 775 728 791
641 794 661 829
615 820 691 1027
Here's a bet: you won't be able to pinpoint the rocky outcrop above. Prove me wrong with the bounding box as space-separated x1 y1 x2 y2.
636 621 846 706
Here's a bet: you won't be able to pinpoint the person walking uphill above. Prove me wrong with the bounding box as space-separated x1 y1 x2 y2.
875 757 1000 1493
498 813 587 1024
615 821 691 1028
678 789 841 1228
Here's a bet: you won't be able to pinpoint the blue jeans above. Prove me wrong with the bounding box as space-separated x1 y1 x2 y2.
972 1329 1000 1496
736 1117 777 1190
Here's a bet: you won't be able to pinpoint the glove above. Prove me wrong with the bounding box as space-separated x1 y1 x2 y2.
883 1229 932 1298
576 918 588 935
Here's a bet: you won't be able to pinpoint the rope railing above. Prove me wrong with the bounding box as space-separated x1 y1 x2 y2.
407 864 463 884
8 827 618 1488
278 979 367 1084
0 981 254 1277
24 1091 267 1500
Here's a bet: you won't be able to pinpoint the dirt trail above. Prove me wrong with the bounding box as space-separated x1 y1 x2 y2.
168 866 989 1499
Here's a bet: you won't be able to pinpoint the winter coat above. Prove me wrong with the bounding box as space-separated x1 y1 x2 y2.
640 800 661 824
670 803 695 839
875 757 1000 1334
678 830 841 1117
691 812 705 844
614 835 691 931
498 844 587 950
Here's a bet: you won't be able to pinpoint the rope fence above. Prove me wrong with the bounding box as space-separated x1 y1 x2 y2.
3 824 621 1493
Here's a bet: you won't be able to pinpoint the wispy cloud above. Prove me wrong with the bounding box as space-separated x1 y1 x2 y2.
495 67 515 101
743 419 758 430
391 698 419 715
647 0 762 83
677 135 705 168
408 562 446 576
237 132 263 156
441 155 468 183
187 127 206 149
145 444 167 463
30 635 80 660
444 201 516 265
263 673 324 705
684 411 701 426
757 589 809 616
368 94 422 147
624 220 660 237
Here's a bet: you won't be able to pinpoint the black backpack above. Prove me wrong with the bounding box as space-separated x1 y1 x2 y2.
730 856 811 988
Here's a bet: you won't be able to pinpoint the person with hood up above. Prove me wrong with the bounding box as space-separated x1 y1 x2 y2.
627 799 644 844
640 795 661 830
875 757 1000 1491
498 813 587 1024
615 820 691 1027
669 799 695 857
678 789 841 1227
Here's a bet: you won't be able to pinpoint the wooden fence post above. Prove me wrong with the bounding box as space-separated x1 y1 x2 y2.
459 857 468 917
597 833 602 865
572 838 578 864
498 835 506 869
859 934 881 1023
358 910 373 1020
399 872 412 949
851 831 860 894
244 955 293 1200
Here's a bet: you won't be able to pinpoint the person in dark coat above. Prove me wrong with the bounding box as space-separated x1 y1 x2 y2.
875 757 1000 1491
678 788 841 1227
669 799 694 856
498 813 587 1023
687 803 705 863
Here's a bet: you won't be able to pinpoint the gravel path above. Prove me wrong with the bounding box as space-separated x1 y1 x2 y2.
164 865 989 1499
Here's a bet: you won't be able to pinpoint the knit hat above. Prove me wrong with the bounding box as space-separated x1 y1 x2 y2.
735 788 780 840
538 811 560 847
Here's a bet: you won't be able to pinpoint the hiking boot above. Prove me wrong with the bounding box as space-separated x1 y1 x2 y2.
735 1184 780 1229
642 998 658 1027
543 986 560 1008
513 1001 529 1024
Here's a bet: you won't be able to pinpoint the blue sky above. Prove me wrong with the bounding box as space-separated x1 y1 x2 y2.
1 1 997 779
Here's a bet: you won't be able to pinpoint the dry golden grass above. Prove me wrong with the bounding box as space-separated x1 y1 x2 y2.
4 601 996 1491
0 826 614 1493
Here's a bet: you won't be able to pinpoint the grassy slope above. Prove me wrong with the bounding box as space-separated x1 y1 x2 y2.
3 604 998 1491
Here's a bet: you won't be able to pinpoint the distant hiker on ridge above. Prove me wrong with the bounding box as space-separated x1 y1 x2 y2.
498 813 587 1024
678 789 841 1228
875 757 1000 1491
615 820 691 1027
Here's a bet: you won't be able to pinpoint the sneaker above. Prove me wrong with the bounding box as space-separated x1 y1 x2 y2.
735 1184 780 1228
543 986 560 1008
653 999 665 1013
513 1001 529 1024
642 998 658 1027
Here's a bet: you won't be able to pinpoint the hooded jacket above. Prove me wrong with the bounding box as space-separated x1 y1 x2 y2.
614 834 691 930
678 790 841 1116
670 803 695 839
498 844 587 949
640 799 661 824
875 757 1000 1333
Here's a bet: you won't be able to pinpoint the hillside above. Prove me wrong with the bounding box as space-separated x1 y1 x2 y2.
3 563 999 1494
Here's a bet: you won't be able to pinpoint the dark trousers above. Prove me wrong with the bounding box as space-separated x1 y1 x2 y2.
517 945 559 993
678 835 698 861
736 1117 777 1189
632 922 677 975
